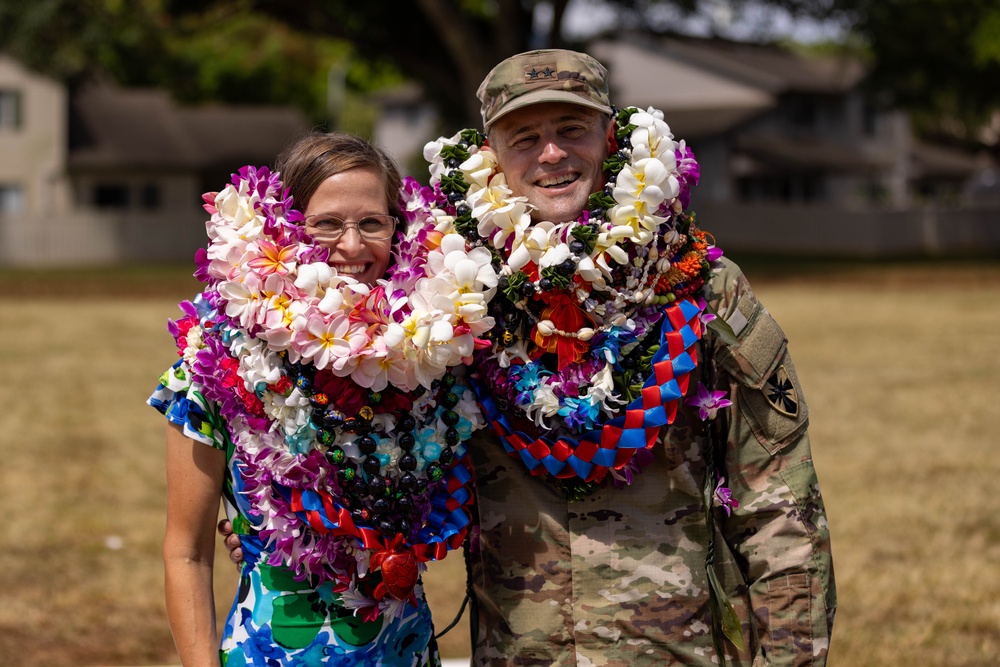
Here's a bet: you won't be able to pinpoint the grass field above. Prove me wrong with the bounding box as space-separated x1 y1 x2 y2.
0 259 998 666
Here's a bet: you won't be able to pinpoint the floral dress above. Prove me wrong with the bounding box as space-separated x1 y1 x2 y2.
150 362 441 667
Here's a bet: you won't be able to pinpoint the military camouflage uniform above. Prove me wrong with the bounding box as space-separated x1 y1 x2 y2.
466 257 836 666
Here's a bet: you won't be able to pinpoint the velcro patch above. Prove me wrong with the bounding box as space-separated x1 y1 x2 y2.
523 63 558 84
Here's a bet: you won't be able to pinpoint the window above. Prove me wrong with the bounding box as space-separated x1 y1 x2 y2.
94 184 130 209
786 95 818 129
139 184 161 209
0 89 22 130
0 184 24 214
862 101 879 137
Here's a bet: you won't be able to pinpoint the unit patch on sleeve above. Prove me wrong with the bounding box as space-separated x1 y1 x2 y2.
764 365 799 417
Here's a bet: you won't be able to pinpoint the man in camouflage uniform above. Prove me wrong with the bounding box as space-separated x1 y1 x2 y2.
465 49 836 666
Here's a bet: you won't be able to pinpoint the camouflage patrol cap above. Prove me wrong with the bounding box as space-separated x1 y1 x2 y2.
477 49 612 130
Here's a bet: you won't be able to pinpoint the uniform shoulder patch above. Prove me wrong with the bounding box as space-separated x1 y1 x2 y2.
764 365 798 417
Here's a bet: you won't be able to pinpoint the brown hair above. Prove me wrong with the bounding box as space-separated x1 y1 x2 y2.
274 132 402 218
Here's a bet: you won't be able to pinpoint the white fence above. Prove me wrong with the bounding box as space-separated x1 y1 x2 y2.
1 203 998 267
0 208 206 267
697 202 1000 257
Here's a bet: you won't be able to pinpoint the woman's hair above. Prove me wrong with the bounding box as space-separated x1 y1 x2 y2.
274 132 402 218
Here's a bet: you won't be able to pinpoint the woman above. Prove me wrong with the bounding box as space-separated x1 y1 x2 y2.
150 133 490 666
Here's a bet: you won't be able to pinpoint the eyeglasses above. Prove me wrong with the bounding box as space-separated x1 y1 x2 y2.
304 213 397 240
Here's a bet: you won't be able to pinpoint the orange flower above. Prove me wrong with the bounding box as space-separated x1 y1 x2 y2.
247 239 297 276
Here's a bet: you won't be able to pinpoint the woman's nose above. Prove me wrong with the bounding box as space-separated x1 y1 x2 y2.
335 226 363 256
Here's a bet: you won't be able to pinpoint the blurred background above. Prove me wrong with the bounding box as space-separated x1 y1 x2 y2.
0 1 998 665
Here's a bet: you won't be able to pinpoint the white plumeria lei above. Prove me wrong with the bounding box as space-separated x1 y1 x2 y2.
202 166 498 392
422 107 707 433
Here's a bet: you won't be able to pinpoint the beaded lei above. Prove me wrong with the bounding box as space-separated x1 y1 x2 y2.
421 106 728 497
167 166 496 619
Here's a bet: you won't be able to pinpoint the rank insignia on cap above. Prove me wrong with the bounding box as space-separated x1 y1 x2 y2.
524 64 557 83
764 365 798 417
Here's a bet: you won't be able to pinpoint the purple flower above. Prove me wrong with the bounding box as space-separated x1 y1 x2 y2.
193 247 211 284
399 176 443 225
297 243 330 265
675 145 700 210
714 476 739 516
611 447 655 489
684 382 732 421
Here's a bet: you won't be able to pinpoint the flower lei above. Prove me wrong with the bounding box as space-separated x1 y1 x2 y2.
168 166 496 620
421 106 726 493
423 105 746 653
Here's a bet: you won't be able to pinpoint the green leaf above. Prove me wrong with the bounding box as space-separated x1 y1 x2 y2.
586 190 615 212
707 315 740 348
459 128 485 146
706 565 745 652
503 271 527 303
540 266 571 290
440 143 471 163
439 171 469 195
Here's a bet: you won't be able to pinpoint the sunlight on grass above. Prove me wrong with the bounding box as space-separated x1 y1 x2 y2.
0 262 997 665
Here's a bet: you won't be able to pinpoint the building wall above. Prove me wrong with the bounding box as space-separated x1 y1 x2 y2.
374 104 439 175
0 54 69 217
698 201 1000 256
0 206 207 266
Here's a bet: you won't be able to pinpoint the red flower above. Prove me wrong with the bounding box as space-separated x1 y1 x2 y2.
313 370 366 415
531 293 594 370
267 375 293 396
172 315 198 356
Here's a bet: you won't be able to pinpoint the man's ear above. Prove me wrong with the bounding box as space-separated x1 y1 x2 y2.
605 119 616 155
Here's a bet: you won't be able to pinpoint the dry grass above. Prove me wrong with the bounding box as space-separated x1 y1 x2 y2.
0 260 997 666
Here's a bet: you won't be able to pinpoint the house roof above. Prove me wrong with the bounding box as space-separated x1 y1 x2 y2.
590 35 867 138
590 39 773 139
68 81 309 171
662 37 866 95
180 106 311 168
910 141 989 179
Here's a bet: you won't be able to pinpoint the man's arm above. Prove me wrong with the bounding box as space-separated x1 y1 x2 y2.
709 260 837 666
218 520 243 565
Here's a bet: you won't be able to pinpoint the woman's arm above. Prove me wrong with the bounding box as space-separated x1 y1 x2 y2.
163 422 227 667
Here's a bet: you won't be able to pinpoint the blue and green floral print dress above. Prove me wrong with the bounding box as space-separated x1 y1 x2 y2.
150 362 441 667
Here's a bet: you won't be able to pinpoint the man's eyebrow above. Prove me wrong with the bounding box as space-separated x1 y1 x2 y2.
503 113 595 138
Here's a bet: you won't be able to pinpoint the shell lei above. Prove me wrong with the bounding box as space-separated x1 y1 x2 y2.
168 166 496 620
422 106 724 491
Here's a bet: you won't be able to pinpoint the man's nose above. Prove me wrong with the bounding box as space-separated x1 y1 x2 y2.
539 139 567 163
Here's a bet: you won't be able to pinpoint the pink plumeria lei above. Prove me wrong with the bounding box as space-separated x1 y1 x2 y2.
171 166 496 619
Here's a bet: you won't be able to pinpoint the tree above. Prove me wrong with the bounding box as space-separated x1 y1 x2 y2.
0 0 400 129
5 0 999 148
827 0 1000 148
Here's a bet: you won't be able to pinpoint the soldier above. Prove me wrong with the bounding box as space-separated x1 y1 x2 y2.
455 49 835 667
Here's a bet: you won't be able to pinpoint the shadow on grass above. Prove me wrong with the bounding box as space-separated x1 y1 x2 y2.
0 263 201 298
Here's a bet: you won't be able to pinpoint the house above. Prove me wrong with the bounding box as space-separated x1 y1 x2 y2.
0 54 310 266
586 35 996 255
371 82 440 175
